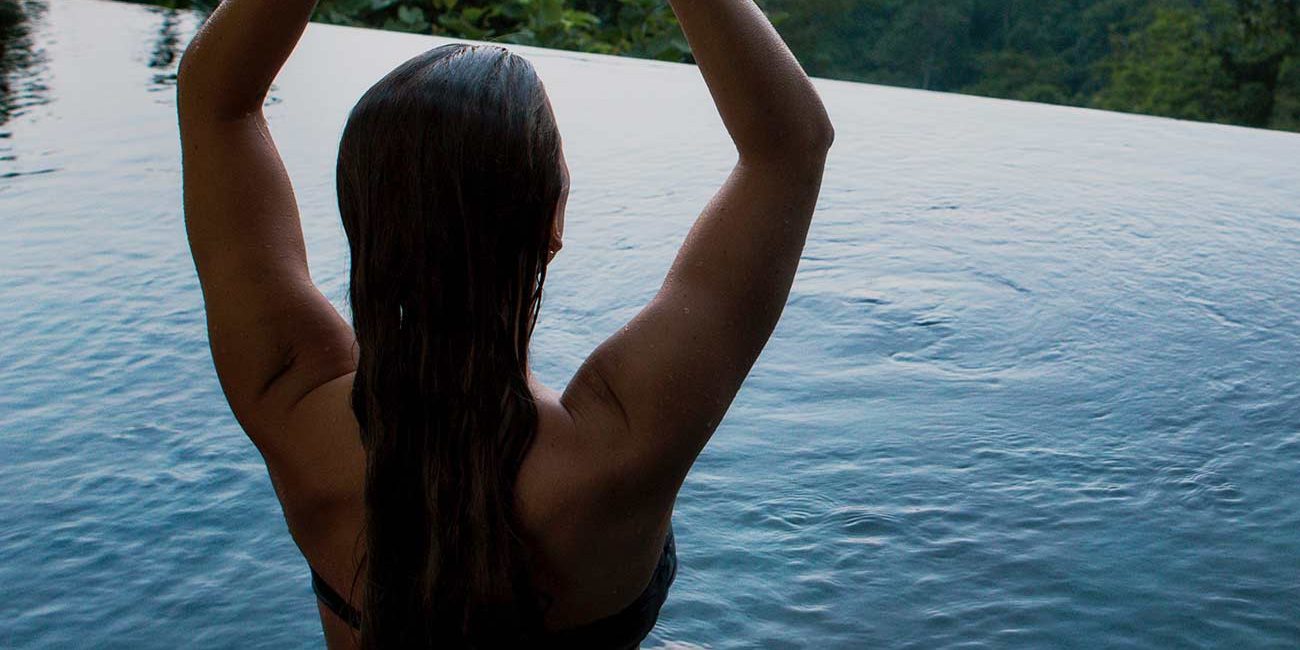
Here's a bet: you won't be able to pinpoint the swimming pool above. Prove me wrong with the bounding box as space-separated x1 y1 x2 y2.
3 0 1299 647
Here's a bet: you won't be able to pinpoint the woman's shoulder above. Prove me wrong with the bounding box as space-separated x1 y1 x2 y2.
517 381 676 630
524 375 670 529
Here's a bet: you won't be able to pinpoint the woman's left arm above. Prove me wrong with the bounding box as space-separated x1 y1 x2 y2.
177 0 355 460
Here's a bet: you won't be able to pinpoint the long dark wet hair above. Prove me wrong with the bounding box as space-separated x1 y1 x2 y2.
336 43 565 647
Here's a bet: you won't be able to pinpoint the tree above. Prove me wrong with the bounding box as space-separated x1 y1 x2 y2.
121 0 1300 132
963 50 1070 104
1093 0 1300 129
1214 0 1300 127
873 0 975 90
1092 6 1226 123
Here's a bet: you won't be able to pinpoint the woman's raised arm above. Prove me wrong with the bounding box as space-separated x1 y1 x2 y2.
669 0 835 162
177 0 356 468
561 1 833 518
177 0 318 119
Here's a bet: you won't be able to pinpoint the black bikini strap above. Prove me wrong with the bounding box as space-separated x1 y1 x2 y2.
308 527 675 635
310 566 362 629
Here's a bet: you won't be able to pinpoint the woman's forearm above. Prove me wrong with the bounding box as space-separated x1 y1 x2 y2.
667 0 834 162
177 0 320 120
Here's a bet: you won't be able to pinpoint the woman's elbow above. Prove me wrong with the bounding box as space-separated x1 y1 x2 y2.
814 116 835 153
744 116 835 166
174 48 202 115
805 99 835 154
783 107 836 161
789 117 836 164
174 44 230 120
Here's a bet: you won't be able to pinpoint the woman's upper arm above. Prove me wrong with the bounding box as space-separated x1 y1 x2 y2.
562 155 829 512
180 113 356 459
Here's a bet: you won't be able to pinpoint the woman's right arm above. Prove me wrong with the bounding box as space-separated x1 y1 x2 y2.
561 0 833 516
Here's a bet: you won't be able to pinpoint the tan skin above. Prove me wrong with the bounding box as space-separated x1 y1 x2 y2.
178 0 831 646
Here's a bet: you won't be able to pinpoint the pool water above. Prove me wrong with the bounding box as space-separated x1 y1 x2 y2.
3 1 1299 647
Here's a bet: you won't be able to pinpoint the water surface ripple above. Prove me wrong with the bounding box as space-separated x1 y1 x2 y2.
2 2 1299 648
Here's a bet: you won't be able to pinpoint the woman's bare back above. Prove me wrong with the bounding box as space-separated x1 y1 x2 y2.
279 373 672 647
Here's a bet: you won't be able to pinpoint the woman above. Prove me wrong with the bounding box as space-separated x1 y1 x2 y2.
177 0 832 647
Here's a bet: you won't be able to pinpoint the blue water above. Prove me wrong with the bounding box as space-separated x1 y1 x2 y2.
3 1 1300 647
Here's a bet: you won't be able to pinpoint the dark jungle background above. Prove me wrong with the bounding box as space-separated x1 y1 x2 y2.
4 0 1297 131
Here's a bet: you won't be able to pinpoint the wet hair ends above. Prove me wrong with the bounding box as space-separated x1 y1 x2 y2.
336 43 564 647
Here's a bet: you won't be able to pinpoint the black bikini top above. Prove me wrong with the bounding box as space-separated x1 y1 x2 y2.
310 526 677 649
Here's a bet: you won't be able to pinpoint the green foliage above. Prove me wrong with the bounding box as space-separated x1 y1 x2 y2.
309 0 686 60
965 51 1071 104
1274 55 1300 129
872 0 976 90
576 0 689 61
128 0 1300 132
1092 7 1227 122
1213 0 1300 127
1091 0 1299 128
762 0 1298 131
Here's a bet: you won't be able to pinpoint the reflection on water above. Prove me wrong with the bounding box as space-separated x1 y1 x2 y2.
0 0 47 128
3 1 1300 649
139 5 281 104
146 7 182 89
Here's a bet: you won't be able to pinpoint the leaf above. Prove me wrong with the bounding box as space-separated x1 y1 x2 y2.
397 4 427 25
538 0 563 26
